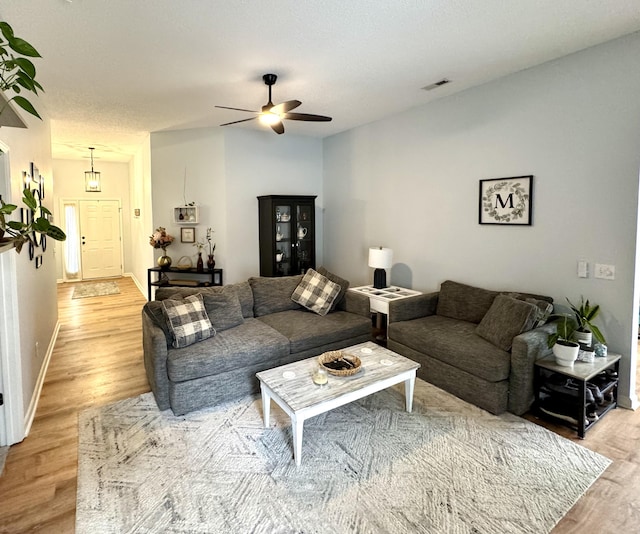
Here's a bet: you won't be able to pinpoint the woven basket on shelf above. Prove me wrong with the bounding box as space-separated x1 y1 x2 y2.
318 350 362 376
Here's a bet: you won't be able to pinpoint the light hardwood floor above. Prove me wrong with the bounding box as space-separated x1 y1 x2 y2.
0 277 638 532
0 277 149 533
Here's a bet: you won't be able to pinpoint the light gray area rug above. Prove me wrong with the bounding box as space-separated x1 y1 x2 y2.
77 380 610 534
72 281 120 299
0 446 7 477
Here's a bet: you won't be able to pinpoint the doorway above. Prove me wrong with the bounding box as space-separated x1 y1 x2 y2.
61 199 123 281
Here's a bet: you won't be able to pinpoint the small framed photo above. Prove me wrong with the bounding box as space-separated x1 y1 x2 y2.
181 227 195 243
479 175 533 225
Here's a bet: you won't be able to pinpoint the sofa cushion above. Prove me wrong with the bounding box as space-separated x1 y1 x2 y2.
202 291 244 331
258 309 372 354
249 275 303 317
143 301 172 342
162 294 215 349
475 295 539 351
166 318 290 382
436 280 499 324
389 315 511 382
316 266 350 310
291 268 341 316
155 281 254 318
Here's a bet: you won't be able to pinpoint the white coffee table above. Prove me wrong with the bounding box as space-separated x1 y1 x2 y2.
256 341 420 466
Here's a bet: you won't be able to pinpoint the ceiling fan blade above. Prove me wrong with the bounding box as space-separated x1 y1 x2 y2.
283 112 332 122
270 100 302 114
220 117 257 126
215 105 258 113
270 121 285 135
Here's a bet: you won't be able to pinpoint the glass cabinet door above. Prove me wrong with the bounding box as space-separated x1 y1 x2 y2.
275 203 293 276
258 195 317 277
295 204 313 274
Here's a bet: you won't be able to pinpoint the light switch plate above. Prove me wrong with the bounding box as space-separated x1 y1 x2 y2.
577 260 588 278
594 263 615 280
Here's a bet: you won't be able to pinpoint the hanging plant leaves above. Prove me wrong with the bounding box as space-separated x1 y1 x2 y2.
11 95 42 119
0 20 44 121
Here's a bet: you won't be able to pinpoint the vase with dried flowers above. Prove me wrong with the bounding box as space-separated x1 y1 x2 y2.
205 227 216 270
149 226 174 269
193 240 205 272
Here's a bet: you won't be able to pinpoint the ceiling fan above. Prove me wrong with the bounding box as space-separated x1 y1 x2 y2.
216 74 332 135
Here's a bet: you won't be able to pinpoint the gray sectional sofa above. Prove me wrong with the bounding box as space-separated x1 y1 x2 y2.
142 273 372 415
387 280 554 415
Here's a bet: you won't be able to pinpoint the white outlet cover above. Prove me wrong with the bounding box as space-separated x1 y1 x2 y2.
595 263 615 280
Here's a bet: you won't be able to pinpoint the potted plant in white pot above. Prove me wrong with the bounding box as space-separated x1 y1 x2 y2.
547 314 580 366
566 296 606 347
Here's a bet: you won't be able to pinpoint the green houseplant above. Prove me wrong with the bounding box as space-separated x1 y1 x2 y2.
0 188 66 252
0 20 44 120
566 296 606 346
547 314 580 367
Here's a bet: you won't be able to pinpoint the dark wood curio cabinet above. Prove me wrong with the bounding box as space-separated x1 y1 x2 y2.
258 195 317 276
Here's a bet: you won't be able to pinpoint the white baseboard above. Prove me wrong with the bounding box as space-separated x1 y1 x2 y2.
618 394 639 410
124 272 146 299
23 321 60 437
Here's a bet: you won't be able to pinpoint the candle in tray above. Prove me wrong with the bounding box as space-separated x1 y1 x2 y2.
312 366 328 385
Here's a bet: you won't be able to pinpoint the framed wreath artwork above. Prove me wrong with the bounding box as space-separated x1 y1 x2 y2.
479 175 533 225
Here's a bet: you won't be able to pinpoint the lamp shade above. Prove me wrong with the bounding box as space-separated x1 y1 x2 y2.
368 247 393 269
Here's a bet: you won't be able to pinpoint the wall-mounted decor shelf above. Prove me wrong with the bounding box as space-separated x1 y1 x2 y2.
174 206 199 224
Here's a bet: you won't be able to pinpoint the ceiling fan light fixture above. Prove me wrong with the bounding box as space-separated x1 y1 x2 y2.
259 112 281 126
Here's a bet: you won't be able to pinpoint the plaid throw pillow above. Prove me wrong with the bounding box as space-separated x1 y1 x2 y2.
162 293 215 348
291 268 341 316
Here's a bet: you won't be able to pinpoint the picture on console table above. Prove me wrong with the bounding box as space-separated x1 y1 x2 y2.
479 175 533 225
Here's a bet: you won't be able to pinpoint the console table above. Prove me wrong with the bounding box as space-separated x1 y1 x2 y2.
147 267 223 300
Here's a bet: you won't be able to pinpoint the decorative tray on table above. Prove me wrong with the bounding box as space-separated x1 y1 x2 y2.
318 351 362 376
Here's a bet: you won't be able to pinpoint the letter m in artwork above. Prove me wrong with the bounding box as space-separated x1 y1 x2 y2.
495 193 514 209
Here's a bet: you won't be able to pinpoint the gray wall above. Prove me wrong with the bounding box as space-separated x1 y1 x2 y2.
323 32 640 408
0 109 58 435
150 127 323 285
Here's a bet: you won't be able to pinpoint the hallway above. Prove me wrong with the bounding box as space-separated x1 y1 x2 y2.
0 277 149 532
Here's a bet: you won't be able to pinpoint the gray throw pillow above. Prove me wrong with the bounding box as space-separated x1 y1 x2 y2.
291 268 342 316
202 291 244 331
506 292 554 328
249 275 303 317
162 293 215 349
316 266 349 311
475 295 539 351
437 280 499 323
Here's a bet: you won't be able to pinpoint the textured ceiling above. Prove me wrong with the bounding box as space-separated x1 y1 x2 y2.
1 1 640 162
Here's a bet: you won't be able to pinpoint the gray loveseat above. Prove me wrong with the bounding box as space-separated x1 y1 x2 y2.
142 272 372 415
387 280 554 415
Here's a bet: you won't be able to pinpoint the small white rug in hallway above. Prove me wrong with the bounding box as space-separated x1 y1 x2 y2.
76 379 611 533
72 281 120 299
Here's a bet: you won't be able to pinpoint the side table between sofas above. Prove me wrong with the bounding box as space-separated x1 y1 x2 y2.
534 353 620 438
349 285 422 340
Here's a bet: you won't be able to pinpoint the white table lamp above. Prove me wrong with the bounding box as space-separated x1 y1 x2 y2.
368 247 393 289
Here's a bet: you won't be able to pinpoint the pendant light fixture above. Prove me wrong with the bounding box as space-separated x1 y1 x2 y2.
85 147 101 192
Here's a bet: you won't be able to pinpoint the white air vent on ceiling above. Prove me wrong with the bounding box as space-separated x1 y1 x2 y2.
421 79 450 91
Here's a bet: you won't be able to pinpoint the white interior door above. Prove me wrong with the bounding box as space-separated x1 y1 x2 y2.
79 200 123 279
